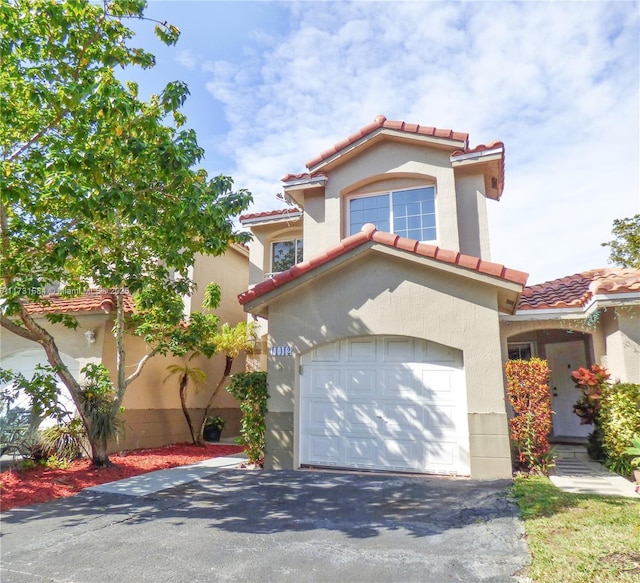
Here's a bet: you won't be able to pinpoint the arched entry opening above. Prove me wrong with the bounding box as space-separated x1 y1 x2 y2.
507 328 593 441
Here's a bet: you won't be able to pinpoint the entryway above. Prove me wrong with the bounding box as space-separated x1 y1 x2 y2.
546 340 590 439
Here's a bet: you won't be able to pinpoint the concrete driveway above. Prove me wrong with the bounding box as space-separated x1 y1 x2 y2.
0 470 529 582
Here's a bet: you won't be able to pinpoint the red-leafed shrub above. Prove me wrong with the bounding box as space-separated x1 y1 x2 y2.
571 364 610 426
505 358 555 475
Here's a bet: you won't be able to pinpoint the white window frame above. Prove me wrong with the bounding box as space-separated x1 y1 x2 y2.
507 342 538 361
346 185 437 243
269 237 303 276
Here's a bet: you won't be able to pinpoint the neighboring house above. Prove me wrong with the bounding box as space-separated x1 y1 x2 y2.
238 115 640 480
0 245 249 451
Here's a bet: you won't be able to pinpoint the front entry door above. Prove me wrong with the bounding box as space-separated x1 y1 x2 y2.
546 341 590 438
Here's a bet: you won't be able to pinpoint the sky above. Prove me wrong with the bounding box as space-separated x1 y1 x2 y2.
124 0 639 285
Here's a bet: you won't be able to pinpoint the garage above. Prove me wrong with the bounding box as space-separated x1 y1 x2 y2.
299 335 470 475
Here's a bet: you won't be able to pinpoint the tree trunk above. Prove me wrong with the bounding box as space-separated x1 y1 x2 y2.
197 355 233 445
179 372 197 444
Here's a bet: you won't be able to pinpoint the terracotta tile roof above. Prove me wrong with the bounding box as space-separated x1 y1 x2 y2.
518 268 640 310
305 115 469 169
450 141 504 157
24 291 135 315
238 223 528 305
239 208 302 222
450 141 505 200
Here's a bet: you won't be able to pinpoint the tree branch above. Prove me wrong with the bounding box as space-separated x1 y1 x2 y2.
0 314 41 343
123 347 159 391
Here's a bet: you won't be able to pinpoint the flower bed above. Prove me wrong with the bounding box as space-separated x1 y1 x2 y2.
0 442 243 511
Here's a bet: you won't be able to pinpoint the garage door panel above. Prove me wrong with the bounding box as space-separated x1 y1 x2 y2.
382 337 415 362
310 368 343 397
381 439 423 472
310 342 341 362
307 436 340 466
345 368 377 397
420 369 454 395
346 338 377 361
300 336 469 476
426 442 457 467
345 402 378 433
380 403 424 437
424 405 457 431
343 438 377 469
304 400 343 434
381 368 420 399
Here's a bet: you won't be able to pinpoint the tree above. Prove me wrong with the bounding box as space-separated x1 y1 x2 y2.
602 214 640 269
0 1 252 466
196 320 257 445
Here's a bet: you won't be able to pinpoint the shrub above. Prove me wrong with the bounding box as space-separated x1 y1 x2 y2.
571 364 611 461
571 364 610 425
599 382 640 477
39 417 87 461
227 372 268 467
505 358 554 475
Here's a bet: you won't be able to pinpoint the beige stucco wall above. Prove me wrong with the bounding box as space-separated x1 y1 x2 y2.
99 249 251 449
257 248 513 479
454 173 492 260
315 141 461 252
1 313 108 367
601 305 640 383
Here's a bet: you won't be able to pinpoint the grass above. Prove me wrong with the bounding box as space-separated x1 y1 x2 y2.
512 474 640 583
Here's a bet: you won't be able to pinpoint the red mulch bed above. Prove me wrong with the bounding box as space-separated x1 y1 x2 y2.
0 442 244 511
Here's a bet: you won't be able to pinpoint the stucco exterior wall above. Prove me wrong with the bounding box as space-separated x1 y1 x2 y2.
601 306 640 383
1 313 107 368
260 250 512 479
454 173 491 259
316 141 461 252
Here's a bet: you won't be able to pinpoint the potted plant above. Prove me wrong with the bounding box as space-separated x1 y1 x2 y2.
203 415 225 443
624 434 640 484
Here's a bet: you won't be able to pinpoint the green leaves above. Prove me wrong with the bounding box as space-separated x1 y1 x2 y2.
602 214 640 269
1 0 252 465
154 23 180 46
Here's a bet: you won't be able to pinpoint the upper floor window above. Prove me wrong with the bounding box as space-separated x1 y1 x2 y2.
271 238 303 273
348 186 436 242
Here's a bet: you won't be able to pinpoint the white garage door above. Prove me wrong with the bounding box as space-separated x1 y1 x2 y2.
299 336 469 475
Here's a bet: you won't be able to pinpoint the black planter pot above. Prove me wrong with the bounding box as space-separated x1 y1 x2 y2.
203 426 222 443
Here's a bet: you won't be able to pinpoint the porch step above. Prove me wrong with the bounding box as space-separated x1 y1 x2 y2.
553 444 590 461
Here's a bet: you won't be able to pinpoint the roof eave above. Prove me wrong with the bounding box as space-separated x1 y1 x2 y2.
239 211 303 227
308 129 468 174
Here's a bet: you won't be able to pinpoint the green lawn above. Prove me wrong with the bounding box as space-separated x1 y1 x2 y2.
512 475 640 582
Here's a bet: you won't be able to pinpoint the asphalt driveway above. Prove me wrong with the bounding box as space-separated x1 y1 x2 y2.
0 470 529 583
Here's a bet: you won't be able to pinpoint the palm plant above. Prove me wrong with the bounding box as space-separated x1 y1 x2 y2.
164 357 207 444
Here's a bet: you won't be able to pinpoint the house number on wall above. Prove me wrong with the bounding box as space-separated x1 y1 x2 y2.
270 346 292 356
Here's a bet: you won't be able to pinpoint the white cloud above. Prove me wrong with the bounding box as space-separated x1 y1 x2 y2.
176 49 197 70
202 0 639 283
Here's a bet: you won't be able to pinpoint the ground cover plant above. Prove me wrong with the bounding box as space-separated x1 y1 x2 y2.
0 442 243 511
512 475 640 583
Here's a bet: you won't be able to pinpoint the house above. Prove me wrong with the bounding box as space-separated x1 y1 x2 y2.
0 245 250 451
238 115 640 480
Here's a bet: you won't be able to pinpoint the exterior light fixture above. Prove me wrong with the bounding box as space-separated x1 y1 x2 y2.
84 330 96 345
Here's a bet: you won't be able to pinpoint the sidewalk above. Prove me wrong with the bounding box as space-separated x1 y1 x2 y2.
550 444 639 498
87 451 249 496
